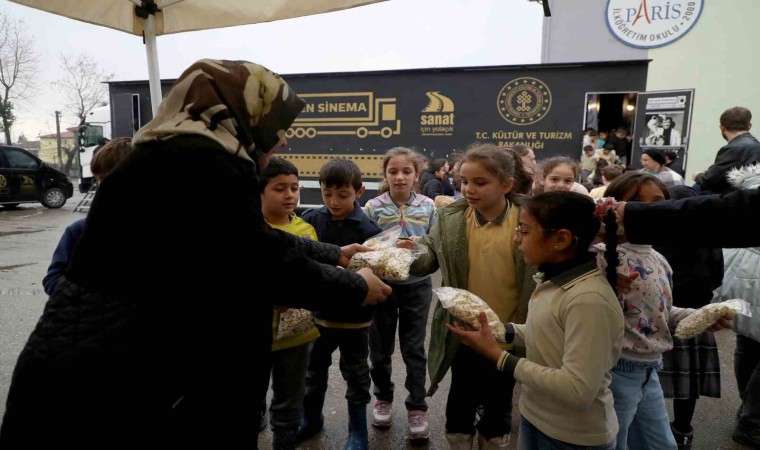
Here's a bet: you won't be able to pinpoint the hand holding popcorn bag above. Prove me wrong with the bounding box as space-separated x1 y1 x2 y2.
347 225 427 281
675 299 752 339
433 287 507 343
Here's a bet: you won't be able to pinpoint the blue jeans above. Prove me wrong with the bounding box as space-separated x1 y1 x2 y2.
610 359 677 450
518 416 615 450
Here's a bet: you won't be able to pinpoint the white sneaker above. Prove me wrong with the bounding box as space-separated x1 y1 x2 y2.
407 410 430 440
371 401 392 429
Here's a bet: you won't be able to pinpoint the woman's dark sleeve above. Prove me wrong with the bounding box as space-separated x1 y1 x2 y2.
625 187 760 248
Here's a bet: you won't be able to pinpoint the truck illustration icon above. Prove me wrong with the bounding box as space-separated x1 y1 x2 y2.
287 92 401 139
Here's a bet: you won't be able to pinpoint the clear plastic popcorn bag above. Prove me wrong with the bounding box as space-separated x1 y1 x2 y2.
675 299 752 339
347 225 427 281
433 286 507 343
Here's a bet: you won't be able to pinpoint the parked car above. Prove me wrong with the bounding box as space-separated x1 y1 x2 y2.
0 145 74 209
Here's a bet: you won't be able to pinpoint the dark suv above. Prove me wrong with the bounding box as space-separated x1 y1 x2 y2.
0 145 74 209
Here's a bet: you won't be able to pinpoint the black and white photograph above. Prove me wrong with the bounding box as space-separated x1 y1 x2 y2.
644 112 685 147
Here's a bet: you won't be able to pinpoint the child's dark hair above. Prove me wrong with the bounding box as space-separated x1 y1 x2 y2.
319 158 363 191
463 142 516 182
524 191 619 294
505 147 533 194
540 156 579 180
604 172 671 202
91 137 133 180
427 158 448 174
259 157 299 190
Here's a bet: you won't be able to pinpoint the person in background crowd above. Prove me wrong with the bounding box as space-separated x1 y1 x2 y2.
598 130 608 149
640 148 684 189
588 157 610 187
581 145 600 181
609 127 632 167
598 142 618 165
589 164 624 200
0 59 391 450
421 158 452 200
693 107 760 195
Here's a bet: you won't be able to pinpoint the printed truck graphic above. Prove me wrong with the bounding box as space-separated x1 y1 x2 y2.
287 92 401 139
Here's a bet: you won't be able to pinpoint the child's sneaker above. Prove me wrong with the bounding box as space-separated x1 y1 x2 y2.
477 433 510 449
371 401 392 429
407 410 430 440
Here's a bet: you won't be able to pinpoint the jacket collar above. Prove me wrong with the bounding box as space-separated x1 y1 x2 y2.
542 258 600 290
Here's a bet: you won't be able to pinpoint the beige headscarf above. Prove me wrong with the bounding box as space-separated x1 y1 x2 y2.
133 59 305 162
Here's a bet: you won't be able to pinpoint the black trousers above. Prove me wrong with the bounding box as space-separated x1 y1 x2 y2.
446 345 515 439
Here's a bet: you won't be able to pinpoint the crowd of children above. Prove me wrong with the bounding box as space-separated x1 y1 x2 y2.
42 135 752 450
208 133 746 450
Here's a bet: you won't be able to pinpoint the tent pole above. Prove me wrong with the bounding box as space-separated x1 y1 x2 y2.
144 14 162 116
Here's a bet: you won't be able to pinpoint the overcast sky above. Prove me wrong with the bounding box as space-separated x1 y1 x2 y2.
3 0 543 141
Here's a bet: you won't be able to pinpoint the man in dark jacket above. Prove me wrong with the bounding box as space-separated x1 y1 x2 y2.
0 60 391 450
694 107 760 194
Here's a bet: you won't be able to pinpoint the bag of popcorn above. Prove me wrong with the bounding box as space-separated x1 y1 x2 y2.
276 309 315 340
347 225 427 281
433 286 507 343
674 299 751 339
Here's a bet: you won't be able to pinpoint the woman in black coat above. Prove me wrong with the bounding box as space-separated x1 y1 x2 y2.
0 59 390 449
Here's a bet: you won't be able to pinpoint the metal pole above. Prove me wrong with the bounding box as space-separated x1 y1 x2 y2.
55 111 63 170
144 14 162 117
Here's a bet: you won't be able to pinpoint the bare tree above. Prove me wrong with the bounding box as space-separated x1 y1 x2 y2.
0 12 39 144
52 53 114 174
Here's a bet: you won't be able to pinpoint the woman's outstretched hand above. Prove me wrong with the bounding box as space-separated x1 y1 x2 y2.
446 312 503 364
339 243 375 267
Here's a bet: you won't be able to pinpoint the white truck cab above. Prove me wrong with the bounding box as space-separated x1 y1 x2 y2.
78 105 112 193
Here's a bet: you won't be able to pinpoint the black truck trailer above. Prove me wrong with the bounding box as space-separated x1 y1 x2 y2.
107 60 649 206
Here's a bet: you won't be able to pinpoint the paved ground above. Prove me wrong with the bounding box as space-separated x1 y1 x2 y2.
0 194 753 449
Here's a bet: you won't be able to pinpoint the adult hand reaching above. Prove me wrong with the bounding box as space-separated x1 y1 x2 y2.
356 267 392 305
339 243 375 268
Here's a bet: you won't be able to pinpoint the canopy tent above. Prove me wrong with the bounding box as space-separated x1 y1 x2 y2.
10 0 385 114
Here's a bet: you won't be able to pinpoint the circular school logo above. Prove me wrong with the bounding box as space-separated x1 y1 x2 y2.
497 77 552 126
0 175 6 188
606 0 704 49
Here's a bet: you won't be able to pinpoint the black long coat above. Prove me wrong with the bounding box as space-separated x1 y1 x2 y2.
0 136 367 449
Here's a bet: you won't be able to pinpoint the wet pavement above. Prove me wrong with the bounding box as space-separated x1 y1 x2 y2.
0 194 753 449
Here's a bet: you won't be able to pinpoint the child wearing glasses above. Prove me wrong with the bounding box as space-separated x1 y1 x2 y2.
447 191 624 449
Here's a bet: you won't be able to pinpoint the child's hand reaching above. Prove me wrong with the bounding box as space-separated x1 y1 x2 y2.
446 312 504 364
395 238 416 249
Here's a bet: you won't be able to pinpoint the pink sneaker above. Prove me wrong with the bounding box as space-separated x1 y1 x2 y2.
371 401 392 428
407 410 430 440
